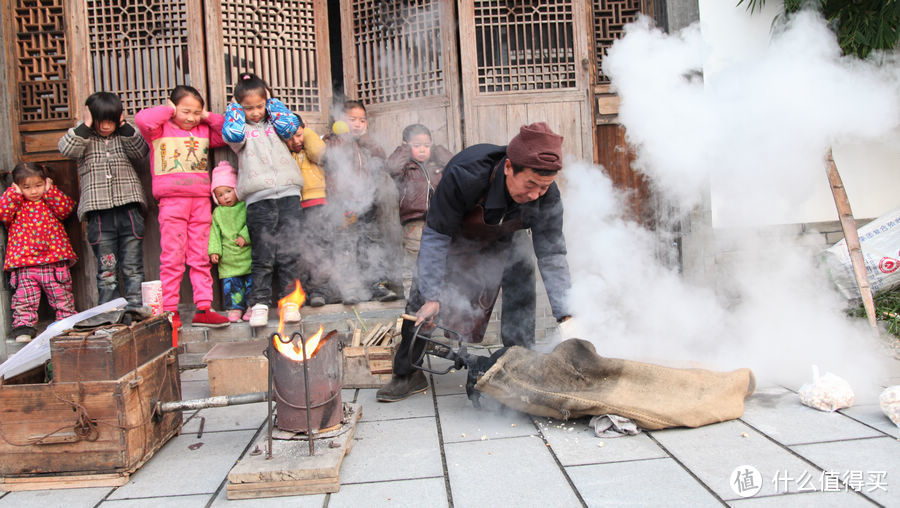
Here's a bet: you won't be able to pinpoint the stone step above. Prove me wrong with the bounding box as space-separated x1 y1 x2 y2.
177 300 408 357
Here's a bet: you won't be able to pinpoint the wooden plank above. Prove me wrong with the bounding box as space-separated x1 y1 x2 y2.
226 404 360 499
351 328 361 347
0 472 129 492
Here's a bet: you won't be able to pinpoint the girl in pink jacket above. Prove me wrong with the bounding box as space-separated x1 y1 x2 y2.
135 85 229 329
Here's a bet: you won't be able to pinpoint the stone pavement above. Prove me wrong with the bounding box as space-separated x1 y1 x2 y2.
1 345 897 507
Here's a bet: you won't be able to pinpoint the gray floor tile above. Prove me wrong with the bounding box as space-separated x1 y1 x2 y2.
791 437 899 506
537 417 667 466
567 458 720 507
839 404 900 438
445 436 581 507
107 429 256 499
340 418 443 483
0 487 112 508
727 490 873 507
100 494 212 507
357 387 435 422
429 360 468 397
651 420 823 500
182 401 267 434
181 379 210 400
209 484 325 507
741 387 882 445
330 477 448 507
180 368 209 382
437 394 535 443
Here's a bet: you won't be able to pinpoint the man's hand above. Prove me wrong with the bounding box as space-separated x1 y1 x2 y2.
10 183 21 194
235 237 247 247
210 254 220 264
415 300 440 325
44 178 54 192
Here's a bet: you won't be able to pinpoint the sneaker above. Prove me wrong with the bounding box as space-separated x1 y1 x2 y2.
308 294 327 307
283 302 301 323
192 308 230 328
249 304 269 327
375 370 429 402
9 325 36 343
242 307 252 322
371 281 399 302
226 309 243 322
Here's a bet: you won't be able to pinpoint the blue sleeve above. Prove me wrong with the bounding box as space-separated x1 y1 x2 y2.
222 103 247 144
416 225 453 301
266 98 300 139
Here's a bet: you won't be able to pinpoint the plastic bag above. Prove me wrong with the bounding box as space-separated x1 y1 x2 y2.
822 206 900 300
798 367 854 412
880 385 900 427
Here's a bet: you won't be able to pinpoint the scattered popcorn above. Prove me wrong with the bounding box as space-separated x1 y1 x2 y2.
741 432 748 438
481 435 487 441
511 423 517 427
461 433 466 438
597 442 604 448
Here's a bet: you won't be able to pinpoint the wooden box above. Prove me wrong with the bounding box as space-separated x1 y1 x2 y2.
50 314 173 383
0 348 182 485
203 339 268 397
342 345 394 388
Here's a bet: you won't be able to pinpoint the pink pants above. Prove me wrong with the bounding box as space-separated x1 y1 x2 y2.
158 197 213 311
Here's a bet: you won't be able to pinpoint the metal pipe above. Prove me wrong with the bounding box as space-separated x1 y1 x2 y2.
266 339 274 460
298 331 315 456
156 391 268 414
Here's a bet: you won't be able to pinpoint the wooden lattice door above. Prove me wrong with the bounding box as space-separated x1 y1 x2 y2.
457 0 593 157
338 0 462 153
590 0 654 222
204 0 333 131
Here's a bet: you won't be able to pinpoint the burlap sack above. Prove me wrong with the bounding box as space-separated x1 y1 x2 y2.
474 339 755 430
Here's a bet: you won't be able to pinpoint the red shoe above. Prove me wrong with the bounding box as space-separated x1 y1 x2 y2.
192 308 230 328
170 311 181 347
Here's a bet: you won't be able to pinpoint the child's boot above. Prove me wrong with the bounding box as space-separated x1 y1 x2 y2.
193 308 230 328
227 309 243 322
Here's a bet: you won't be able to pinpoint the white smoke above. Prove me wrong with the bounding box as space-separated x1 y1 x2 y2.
562 10 899 393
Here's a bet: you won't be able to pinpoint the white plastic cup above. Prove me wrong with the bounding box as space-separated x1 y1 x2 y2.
141 280 163 316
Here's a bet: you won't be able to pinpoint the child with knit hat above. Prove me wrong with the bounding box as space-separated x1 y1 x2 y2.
208 161 252 321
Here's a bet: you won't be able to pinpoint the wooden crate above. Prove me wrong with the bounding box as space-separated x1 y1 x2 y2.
342 345 394 389
0 348 182 482
204 339 268 397
50 314 173 383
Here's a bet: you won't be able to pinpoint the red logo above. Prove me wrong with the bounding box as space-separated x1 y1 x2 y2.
879 257 899 273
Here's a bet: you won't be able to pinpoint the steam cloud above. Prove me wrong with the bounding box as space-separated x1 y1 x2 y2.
562 11 899 394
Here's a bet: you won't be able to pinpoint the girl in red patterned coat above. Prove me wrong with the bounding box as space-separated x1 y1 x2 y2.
0 163 78 342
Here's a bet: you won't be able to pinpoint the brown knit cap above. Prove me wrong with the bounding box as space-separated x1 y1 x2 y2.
506 122 564 171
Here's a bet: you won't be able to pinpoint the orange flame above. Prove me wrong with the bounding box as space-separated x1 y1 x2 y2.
276 280 306 337
273 325 325 362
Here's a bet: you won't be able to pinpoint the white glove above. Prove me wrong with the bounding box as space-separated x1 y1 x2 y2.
557 317 582 340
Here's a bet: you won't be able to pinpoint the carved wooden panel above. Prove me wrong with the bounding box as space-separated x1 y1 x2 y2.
593 0 644 83
85 0 202 114
472 0 577 93
347 0 447 104
220 0 322 113
14 0 70 123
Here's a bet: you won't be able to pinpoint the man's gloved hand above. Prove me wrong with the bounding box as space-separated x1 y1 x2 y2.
557 316 582 340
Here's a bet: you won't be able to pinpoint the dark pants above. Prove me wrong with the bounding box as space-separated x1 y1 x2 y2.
393 230 536 376
246 197 304 306
85 203 145 307
222 274 252 310
297 204 333 300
